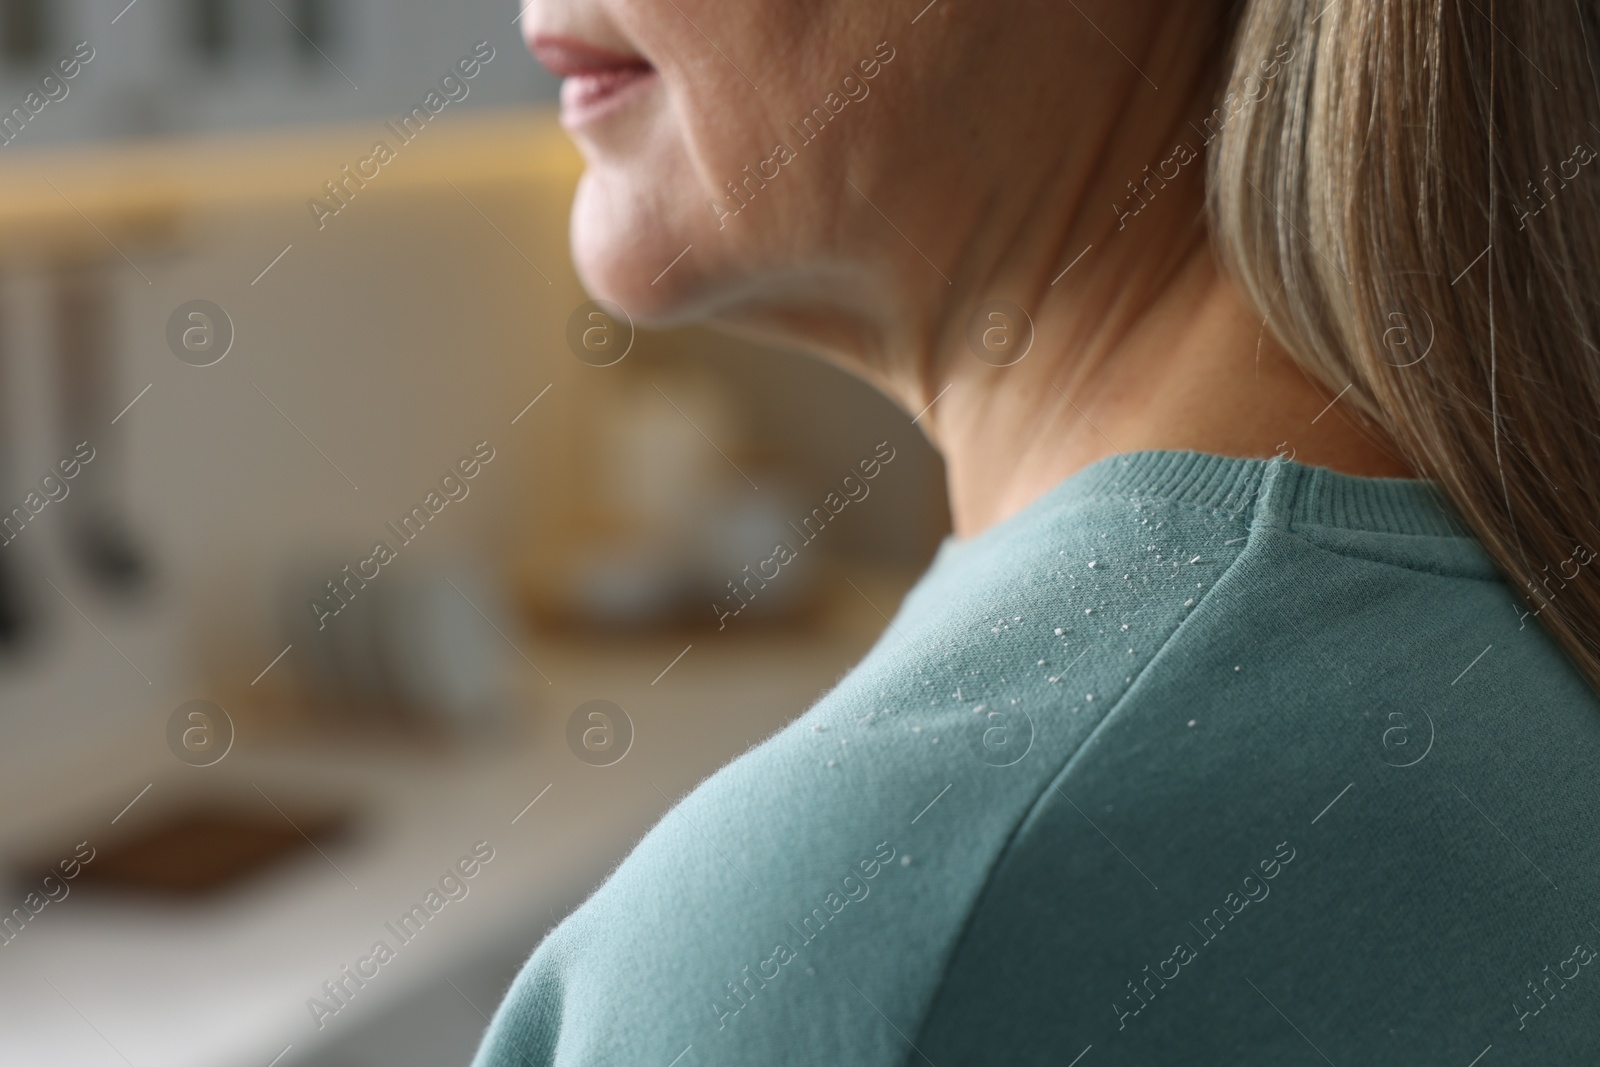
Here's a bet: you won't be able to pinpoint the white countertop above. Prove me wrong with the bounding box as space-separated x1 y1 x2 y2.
0 609 897 1067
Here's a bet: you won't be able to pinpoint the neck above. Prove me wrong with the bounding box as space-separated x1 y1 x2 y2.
709 3 1412 539
892 12 1408 537
916 238 1414 540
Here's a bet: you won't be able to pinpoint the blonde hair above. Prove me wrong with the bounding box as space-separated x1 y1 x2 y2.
1211 0 1600 689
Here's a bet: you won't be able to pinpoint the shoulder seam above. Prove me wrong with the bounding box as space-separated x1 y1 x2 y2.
897 521 1258 1065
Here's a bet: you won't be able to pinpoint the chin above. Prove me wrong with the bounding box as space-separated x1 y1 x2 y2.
568 161 718 326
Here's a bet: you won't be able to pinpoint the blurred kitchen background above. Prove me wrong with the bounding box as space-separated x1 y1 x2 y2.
0 2 947 1064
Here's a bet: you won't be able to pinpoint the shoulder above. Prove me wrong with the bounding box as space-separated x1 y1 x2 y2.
908 493 1600 1063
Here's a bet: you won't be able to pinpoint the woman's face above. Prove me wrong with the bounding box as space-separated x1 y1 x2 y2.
522 0 1189 340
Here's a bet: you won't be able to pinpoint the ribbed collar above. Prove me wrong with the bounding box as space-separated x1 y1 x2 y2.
1063 449 1472 538
935 450 1473 568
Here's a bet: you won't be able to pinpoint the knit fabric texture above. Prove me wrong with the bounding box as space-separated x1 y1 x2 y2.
474 449 1600 1066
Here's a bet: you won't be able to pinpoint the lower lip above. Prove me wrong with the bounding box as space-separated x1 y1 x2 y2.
560 68 657 128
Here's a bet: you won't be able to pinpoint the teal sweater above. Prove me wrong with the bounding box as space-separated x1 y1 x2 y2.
474 450 1600 1065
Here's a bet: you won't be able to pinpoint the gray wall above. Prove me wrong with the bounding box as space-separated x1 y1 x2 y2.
0 0 558 146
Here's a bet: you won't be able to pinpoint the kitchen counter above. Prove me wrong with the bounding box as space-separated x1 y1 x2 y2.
0 581 907 1067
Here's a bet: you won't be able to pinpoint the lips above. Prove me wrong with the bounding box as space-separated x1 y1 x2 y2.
529 35 657 128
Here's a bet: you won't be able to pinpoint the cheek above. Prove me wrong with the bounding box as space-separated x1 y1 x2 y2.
563 1 845 317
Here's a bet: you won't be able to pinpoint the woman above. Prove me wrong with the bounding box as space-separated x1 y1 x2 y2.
480 1 1600 1063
